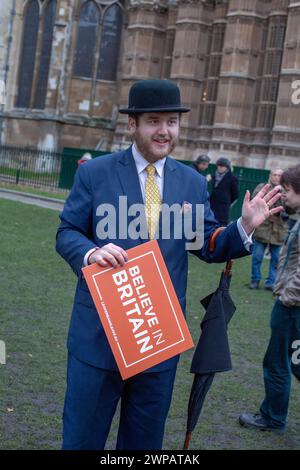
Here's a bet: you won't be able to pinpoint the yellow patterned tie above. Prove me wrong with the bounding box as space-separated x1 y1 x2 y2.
145 164 162 239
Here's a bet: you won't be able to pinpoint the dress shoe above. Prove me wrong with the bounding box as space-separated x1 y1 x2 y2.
239 413 284 435
249 281 259 289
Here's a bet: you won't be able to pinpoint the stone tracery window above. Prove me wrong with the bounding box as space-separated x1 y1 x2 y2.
97 4 123 81
73 1 123 82
15 0 40 108
252 18 286 129
199 25 223 126
16 0 123 111
34 0 57 109
16 0 57 109
73 1 100 78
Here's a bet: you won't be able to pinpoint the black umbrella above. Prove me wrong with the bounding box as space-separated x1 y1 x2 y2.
183 260 235 450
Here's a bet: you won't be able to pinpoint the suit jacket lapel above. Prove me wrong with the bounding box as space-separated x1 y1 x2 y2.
159 157 183 242
162 156 181 207
116 147 147 242
116 147 144 206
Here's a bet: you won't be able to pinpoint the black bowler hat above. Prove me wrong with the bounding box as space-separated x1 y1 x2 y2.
119 79 190 114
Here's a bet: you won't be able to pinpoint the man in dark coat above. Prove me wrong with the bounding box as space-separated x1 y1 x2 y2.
210 157 239 226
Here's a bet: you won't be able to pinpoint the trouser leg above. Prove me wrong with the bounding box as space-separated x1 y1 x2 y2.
116 367 177 450
62 354 123 450
290 307 300 383
260 300 293 429
266 244 281 287
251 240 266 283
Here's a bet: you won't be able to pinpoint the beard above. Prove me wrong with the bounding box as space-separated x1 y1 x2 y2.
133 132 178 162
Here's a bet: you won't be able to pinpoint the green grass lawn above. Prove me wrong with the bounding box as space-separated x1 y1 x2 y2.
0 198 299 450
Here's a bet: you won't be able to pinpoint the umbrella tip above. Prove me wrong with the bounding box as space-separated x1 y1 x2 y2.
183 432 191 450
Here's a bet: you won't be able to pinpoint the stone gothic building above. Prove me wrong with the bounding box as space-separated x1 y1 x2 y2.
0 0 300 168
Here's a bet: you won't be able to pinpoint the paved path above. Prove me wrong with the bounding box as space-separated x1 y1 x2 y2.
0 188 65 211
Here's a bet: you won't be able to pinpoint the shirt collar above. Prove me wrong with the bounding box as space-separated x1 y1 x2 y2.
132 143 166 178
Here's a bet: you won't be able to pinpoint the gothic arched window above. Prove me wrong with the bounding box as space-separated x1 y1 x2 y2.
97 4 123 81
15 0 40 108
34 0 57 109
73 1 100 78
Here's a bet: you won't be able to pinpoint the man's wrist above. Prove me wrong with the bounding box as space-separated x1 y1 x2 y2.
240 218 254 236
84 247 100 266
88 247 100 265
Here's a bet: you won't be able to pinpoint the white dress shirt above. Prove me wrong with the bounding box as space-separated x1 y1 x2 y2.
131 143 165 201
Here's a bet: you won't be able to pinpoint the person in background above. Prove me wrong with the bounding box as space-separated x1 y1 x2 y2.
249 168 287 291
239 164 300 435
210 157 239 226
192 154 212 182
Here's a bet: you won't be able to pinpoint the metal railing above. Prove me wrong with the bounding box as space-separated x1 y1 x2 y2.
0 145 271 221
0 145 63 188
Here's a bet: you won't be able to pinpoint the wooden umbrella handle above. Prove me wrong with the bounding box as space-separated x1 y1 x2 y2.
224 260 233 276
209 226 226 252
209 227 233 276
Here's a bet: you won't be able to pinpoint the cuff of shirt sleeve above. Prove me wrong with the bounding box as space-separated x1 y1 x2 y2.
83 247 99 266
237 217 254 252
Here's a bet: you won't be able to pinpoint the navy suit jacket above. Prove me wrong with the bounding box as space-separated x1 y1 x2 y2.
56 147 249 372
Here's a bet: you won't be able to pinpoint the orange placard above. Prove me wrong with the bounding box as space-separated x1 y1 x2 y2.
82 240 194 379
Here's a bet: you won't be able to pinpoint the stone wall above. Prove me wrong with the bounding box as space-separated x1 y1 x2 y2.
0 0 299 169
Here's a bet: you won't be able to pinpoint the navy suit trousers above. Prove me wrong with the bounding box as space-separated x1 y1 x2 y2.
62 353 177 450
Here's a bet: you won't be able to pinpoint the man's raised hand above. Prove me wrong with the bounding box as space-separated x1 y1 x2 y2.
241 184 283 235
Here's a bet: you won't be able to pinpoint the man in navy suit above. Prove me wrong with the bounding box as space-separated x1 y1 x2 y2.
56 79 282 450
